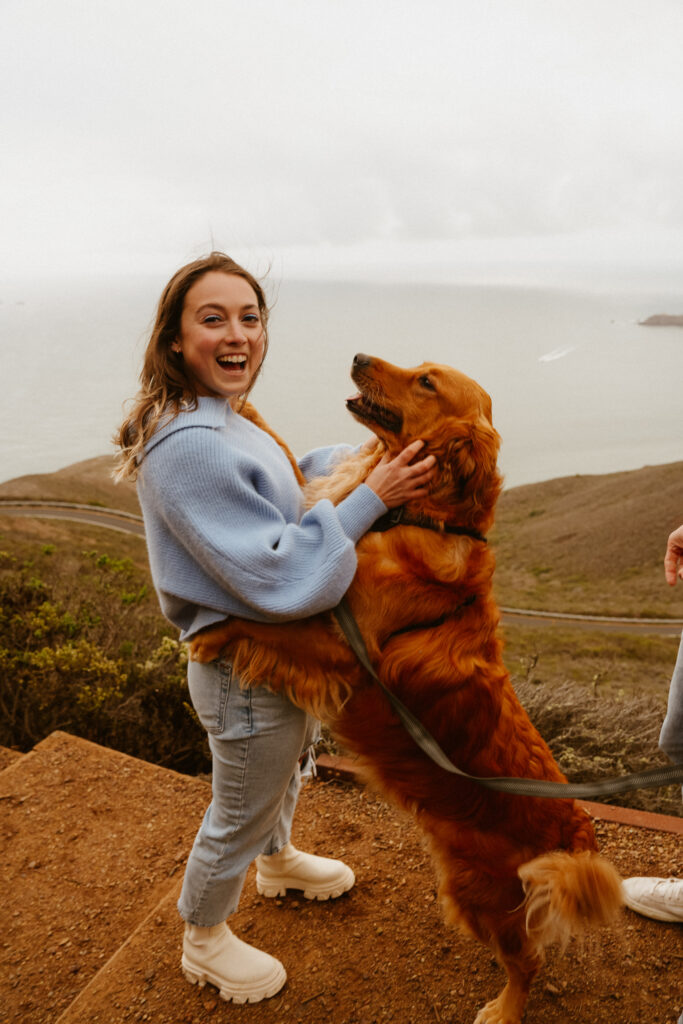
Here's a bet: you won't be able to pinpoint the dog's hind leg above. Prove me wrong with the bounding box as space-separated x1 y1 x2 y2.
472 929 542 1024
473 978 538 1024
440 884 541 1024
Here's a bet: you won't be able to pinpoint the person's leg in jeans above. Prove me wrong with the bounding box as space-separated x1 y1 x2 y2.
176 657 351 1005
178 657 318 926
662 639 683 1024
660 631 683 773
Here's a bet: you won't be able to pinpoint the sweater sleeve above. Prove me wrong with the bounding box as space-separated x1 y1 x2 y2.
142 426 386 621
297 443 358 482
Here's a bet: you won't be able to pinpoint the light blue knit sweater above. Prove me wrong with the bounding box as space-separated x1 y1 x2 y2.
137 397 386 640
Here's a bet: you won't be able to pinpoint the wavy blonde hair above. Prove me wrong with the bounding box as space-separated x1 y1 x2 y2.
114 252 269 481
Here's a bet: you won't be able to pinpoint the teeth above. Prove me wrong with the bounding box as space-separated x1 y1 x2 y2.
218 355 247 365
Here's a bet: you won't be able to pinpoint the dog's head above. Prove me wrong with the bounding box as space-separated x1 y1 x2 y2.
347 353 502 524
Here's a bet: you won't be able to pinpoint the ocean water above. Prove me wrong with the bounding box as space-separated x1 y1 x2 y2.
1 275 681 489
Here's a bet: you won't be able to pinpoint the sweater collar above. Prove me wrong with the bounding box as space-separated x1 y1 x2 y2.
144 397 233 454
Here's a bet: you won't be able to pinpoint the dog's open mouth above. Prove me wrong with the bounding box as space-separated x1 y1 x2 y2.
346 392 402 433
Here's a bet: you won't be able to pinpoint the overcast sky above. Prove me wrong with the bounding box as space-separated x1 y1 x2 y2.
3 0 683 285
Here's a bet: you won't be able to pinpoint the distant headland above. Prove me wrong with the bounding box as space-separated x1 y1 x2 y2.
639 314 683 327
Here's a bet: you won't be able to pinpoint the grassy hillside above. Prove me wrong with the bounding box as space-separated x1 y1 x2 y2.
492 460 683 617
3 455 681 616
0 456 140 515
1 455 681 815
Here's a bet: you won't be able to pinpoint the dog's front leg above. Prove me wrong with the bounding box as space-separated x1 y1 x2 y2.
189 615 367 720
189 620 238 663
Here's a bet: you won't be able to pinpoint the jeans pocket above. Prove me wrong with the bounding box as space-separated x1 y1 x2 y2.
187 658 233 735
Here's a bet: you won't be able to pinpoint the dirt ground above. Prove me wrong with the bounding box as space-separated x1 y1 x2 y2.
236 779 683 1024
2 740 682 1024
91 778 683 1024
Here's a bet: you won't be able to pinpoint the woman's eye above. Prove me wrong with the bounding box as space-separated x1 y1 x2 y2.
203 315 222 324
243 314 260 324
418 375 436 392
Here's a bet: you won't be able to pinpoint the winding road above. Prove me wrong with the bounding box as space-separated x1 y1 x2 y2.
2 500 681 636
0 500 146 536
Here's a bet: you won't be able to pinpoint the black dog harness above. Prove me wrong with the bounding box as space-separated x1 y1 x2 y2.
370 505 487 544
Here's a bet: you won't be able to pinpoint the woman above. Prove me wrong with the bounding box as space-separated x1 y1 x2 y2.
115 252 435 1004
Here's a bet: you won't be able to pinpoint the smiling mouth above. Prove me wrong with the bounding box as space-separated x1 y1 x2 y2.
346 392 402 433
217 354 247 372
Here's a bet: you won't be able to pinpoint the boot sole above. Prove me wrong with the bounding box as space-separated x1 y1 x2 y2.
256 868 355 901
624 899 683 923
182 960 287 1004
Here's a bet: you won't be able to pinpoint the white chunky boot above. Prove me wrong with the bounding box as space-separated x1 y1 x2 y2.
181 922 286 1004
255 841 355 900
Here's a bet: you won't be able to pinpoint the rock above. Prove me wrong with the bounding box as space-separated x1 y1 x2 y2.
638 314 683 326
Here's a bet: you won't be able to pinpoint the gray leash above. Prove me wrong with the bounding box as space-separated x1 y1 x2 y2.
333 597 683 800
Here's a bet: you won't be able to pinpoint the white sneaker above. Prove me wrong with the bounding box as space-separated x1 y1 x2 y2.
255 842 355 900
181 922 286 1003
622 876 683 923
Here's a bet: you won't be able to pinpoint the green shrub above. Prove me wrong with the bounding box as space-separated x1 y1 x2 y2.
0 542 210 773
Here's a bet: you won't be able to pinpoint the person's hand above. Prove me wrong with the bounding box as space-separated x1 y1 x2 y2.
365 440 436 509
664 525 683 586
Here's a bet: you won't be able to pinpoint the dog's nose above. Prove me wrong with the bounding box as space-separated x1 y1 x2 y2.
353 353 372 368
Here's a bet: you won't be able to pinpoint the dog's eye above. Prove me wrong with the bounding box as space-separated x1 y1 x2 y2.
418 375 436 392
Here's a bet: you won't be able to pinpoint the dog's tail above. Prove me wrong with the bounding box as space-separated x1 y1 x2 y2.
517 850 623 954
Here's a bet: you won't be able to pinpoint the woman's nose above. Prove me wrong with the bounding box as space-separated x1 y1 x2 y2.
225 318 247 341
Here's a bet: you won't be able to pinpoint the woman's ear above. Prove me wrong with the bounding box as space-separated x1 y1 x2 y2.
171 340 182 354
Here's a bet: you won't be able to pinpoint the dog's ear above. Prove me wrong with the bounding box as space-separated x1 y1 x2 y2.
442 416 501 492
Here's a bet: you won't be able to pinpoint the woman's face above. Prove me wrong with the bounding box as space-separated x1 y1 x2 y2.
173 271 266 403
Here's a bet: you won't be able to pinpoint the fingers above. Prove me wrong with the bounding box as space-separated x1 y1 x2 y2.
376 445 436 480
392 452 436 491
392 439 428 464
407 458 437 484
386 446 437 505
664 544 682 586
663 526 683 586
393 441 436 476
664 542 675 585
364 441 436 508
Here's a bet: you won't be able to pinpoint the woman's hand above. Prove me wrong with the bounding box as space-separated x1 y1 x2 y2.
664 524 683 586
365 440 436 509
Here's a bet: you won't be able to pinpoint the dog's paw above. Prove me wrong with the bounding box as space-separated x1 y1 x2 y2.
473 995 520 1024
473 996 521 1024
189 631 228 663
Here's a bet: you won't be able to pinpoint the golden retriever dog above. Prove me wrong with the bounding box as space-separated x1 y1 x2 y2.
190 354 623 1024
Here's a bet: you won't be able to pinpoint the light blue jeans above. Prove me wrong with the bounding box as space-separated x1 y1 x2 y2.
659 631 683 786
178 658 320 927
659 632 682 1024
